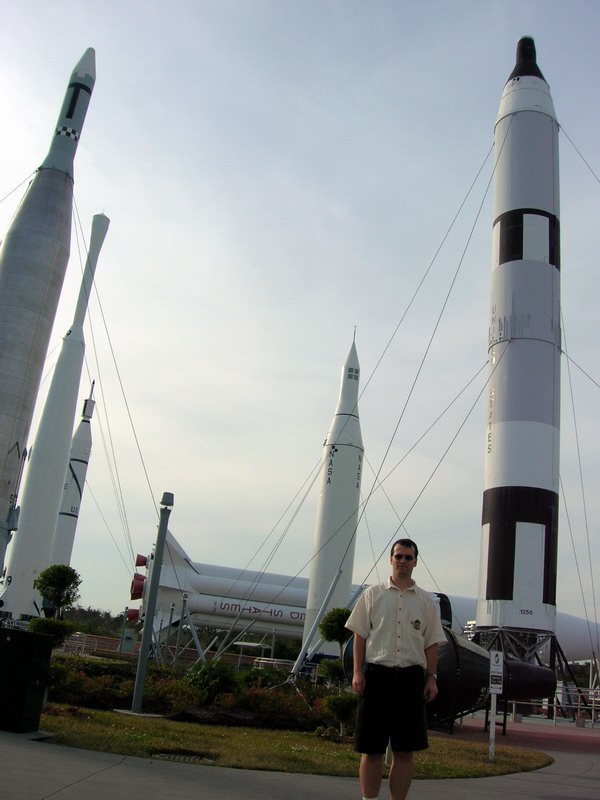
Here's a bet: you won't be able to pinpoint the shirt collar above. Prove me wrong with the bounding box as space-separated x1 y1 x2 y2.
387 576 417 592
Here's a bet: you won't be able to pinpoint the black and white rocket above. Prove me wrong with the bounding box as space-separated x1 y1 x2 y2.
0 49 96 580
302 340 364 650
476 37 560 635
50 387 96 569
1 213 108 617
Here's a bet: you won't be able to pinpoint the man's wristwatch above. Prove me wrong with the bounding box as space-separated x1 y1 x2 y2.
427 672 437 680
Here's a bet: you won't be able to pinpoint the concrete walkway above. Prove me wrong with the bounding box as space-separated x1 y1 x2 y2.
0 717 598 799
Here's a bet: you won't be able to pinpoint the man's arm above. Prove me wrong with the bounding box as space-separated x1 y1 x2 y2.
423 643 439 702
352 634 367 696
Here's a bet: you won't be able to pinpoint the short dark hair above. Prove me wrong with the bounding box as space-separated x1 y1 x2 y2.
390 538 418 559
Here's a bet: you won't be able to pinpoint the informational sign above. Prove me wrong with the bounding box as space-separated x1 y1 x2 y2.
489 649 504 695
488 649 504 762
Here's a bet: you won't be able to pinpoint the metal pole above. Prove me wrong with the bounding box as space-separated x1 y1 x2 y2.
131 492 173 713
489 694 497 761
183 605 205 663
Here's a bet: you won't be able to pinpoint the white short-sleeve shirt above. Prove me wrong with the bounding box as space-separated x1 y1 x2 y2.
345 578 446 668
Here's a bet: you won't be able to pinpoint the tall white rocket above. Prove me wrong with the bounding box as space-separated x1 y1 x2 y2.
303 340 363 650
1 214 109 618
0 49 95 577
477 37 560 635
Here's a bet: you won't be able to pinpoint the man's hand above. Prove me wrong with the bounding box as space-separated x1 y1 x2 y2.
352 634 367 695
352 670 366 696
423 675 438 703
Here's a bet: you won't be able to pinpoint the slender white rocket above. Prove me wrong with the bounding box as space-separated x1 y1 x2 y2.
0 49 96 579
476 37 560 635
49 386 96 568
302 340 364 652
1 214 108 618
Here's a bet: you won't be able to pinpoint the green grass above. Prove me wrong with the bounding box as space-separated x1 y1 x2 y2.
40 704 552 778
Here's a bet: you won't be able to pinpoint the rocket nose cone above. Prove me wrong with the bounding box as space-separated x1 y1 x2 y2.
337 340 360 409
507 36 545 82
74 47 96 82
517 37 536 63
345 340 359 369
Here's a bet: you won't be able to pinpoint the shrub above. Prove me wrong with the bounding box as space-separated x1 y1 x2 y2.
315 724 342 742
323 691 357 724
47 658 201 714
43 652 356 729
142 672 203 714
183 659 237 704
47 667 121 709
52 653 137 679
48 660 76 693
216 685 328 731
237 665 288 689
29 618 76 647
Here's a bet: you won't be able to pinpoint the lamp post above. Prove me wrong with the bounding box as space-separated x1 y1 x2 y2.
131 492 173 713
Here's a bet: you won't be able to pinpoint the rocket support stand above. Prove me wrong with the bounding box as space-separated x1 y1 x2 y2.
290 570 342 679
473 627 593 722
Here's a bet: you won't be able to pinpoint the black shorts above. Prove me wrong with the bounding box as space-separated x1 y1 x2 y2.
354 663 428 755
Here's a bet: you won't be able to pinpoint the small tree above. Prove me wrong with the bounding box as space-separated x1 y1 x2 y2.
319 607 351 658
317 657 346 687
34 564 81 619
323 691 358 737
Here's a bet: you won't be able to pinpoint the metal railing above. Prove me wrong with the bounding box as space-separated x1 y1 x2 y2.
497 692 599 728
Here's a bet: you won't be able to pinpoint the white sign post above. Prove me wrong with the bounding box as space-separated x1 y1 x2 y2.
489 650 504 761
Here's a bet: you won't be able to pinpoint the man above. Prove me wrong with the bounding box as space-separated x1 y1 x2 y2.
345 538 446 800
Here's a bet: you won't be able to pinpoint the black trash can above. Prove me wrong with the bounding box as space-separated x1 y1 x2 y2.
0 627 53 733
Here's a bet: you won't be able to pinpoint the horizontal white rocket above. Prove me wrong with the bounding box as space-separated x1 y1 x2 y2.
135 532 323 637
130 530 592 660
0 49 96 580
477 37 560 634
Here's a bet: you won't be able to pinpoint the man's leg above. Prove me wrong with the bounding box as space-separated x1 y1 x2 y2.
388 751 413 800
359 752 384 799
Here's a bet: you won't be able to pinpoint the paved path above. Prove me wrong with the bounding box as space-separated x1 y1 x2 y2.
0 717 598 799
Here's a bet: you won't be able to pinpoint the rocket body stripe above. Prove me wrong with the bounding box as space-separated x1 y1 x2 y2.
42 49 95 177
494 210 560 269
302 341 363 652
477 38 560 634
481 486 558 604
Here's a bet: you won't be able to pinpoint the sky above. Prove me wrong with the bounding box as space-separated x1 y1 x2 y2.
0 1 598 629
